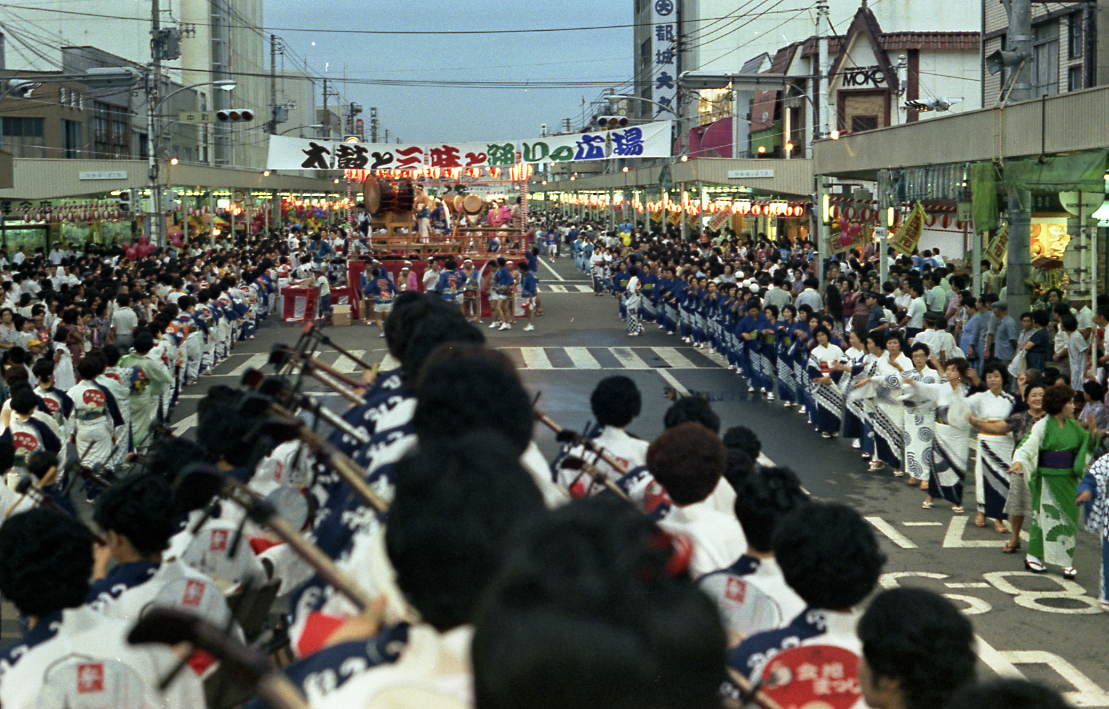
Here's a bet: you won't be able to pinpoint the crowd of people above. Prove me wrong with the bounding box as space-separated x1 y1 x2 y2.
555 216 1109 594
0 218 1100 709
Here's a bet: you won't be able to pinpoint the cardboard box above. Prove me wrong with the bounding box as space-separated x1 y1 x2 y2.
332 304 351 326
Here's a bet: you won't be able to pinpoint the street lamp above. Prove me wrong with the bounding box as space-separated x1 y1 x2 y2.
148 79 236 247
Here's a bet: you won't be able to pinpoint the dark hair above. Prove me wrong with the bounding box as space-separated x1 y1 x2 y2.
662 397 720 433
773 502 885 609
472 497 726 709
9 381 38 415
647 423 725 506
400 302 484 384
858 588 977 709
981 361 1011 388
733 467 808 553
1061 313 1078 333
946 679 1070 709
0 509 94 617
413 345 533 456
76 353 105 380
590 376 642 428
722 426 761 461
387 432 544 631
1042 383 1075 415
1083 379 1106 402
93 473 178 556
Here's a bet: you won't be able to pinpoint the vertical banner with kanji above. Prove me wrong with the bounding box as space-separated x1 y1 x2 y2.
707 206 733 231
889 202 926 255
985 224 1009 268
652 0 678 119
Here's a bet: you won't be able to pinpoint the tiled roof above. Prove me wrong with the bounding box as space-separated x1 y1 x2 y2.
880 32 980 50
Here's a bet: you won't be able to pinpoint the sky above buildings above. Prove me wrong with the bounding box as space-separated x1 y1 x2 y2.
266 0 634 144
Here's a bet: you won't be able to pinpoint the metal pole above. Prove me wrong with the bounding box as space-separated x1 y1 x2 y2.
269 35 278 135
322 79 330 139
816 176 829 293
1004 0 1034 314
679 185 687 241
816 0 831 139
148 0 164 248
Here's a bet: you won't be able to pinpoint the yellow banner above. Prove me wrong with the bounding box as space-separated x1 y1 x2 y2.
889 202 926 255
985 224 1009 269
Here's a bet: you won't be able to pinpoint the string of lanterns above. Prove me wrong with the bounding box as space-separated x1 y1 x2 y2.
343 164 534 183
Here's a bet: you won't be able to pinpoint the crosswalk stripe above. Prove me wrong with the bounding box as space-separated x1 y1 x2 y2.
609 347 651 370
520 348 553 369
652 347 700 369
574 285 592 292
332 350 368 374
228 353 269 377
547 285 567 293
564 347 603 369
540 284 592 293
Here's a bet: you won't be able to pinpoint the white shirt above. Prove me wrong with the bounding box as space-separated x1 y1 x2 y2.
658 499 747 578
905 297 926 329
111 308 139 339
0 606 204 709
967 390 1015 421
700 555 807 646
88 559 233 631
317 624 472 709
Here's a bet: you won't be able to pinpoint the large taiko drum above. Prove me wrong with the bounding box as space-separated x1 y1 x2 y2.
461 194 485 216
380 180 416 214
362 176 382 214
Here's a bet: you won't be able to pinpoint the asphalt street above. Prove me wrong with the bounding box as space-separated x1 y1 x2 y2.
105 255 1109 704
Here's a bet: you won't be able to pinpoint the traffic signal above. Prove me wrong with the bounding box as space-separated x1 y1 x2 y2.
119 189 133 213
594 115 629 129
216 109 255 122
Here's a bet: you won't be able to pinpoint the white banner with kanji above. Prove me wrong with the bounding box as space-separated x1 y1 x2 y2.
266 120 673 171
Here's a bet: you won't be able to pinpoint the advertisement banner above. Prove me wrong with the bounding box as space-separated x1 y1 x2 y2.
889 202 926 255
985 224 1009 269
266 121 673 171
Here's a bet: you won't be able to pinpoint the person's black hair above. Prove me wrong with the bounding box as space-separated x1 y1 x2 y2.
0 440 13 476
0 509 94 617
387 431 544 631
981 361 1011 388
1032 309 1050 327
31 358 54 382
773 501 884 609
1061 313 1078 332
413 345 533 456
93 473 178 556
910 342 931 358
6 377 37 415
133 330 155 354
472 497 726 709
733 467 808 553
946 679 1070 709
27 449 58 481
662 396 720 433
101 344 121 367
858 588 976 709
812 324 831 339
590 376 642 429
721 426 761 463
647 423 725 506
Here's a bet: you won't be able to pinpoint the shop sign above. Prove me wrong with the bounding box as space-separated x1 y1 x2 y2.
889 202 926 255
985 224 1009 268
79 171 127 181
728 169 774 179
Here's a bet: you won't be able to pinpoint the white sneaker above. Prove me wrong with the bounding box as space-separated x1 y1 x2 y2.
378 331 386 337
523 324 535 331
500 323 511 330
489 321 501 329
851 439 861 449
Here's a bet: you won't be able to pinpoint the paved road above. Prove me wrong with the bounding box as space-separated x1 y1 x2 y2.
138 255 1109 704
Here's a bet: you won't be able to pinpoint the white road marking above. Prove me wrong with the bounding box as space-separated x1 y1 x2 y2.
538 256 565 281
563 347 602 369
547 285 567 293
520 348 553 369
866 516 918 549
653 347 700 369
657 369 690 396
171 413 197 435
942 514 1028 548
945 582 991 588
332 350 368 374
610 347 650 370
228 353 269 377
903 521 943 526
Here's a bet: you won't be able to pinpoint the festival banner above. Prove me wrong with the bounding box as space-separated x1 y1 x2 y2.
265 121 674 171
889 202 926 255
831 221 869 254
707 206 733 231
985 224 1009 268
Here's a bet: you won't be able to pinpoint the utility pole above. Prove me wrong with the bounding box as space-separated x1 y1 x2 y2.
322 78 330 138
815 0 831 291
370 107 378 143
148 0 164 248
269 33 281 231
1004 0 1034 314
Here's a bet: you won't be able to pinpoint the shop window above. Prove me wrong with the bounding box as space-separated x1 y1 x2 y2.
1067 13 1083 60
63 119 82 159
1067 65 1083 92
851 115 878 132
1 117 45 158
